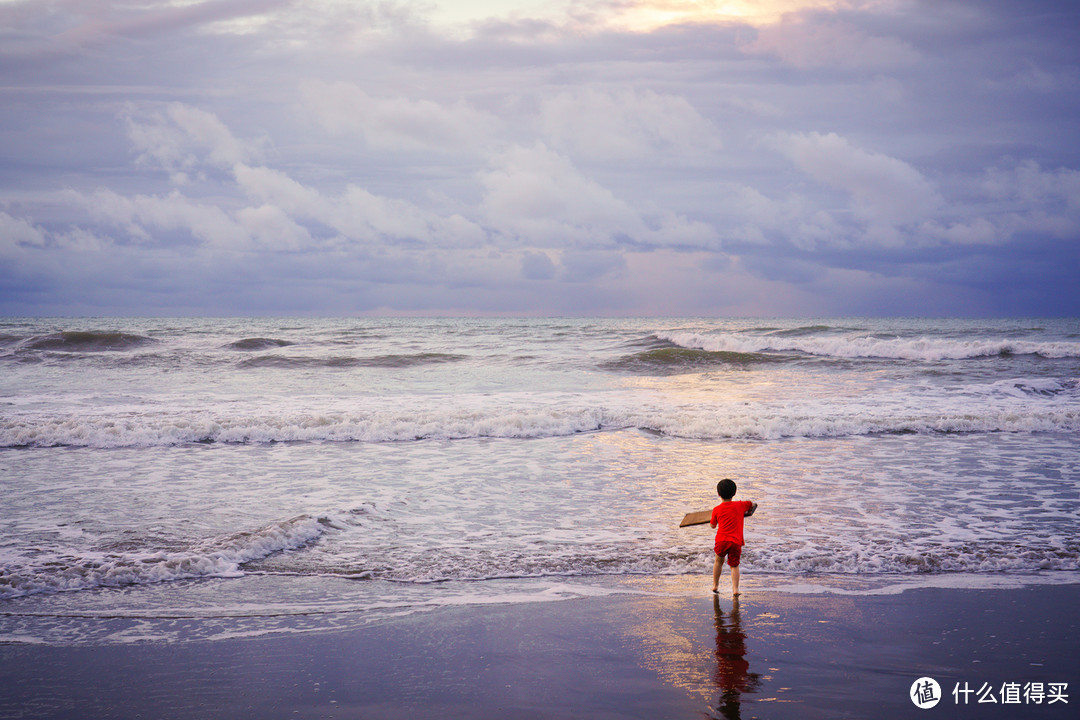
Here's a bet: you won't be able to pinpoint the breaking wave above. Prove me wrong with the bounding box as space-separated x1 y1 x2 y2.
2 403 1077 448
225 337 295 351
20 331 157 353
658 331 1080 361
603 347 789 373
237 353 466 369
748 541 1080 576
0 515 328 600
764 324 834 337
220 538 1080 585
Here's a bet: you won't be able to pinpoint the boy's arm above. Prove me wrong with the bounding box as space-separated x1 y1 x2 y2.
744 502 758 517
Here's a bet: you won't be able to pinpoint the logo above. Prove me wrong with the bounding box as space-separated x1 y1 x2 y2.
911 677 942 709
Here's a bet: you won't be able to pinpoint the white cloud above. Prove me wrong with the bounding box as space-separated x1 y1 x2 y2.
742 17 919 69
538 87 721 162
983 161 1080 212
714 183 840 250
0 211 48 259
299 80 501 152
480 143 645 244
233 163 486 247
914 161 1080 247
479 143 716 248
94 103 492 250
124 102 263 182
84 188 250 250
774 131 942 229
235 204 313 251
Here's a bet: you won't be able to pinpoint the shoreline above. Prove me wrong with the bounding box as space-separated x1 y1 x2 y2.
2 583 1077 719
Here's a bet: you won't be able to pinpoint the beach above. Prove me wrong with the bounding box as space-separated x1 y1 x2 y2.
2 582 1077 719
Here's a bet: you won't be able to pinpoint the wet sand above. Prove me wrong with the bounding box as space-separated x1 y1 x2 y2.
1 583 1077 719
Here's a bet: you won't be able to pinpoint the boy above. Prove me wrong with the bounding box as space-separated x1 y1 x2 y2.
710 478 757 596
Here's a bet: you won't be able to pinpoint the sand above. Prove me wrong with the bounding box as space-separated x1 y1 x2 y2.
1 583 1077 719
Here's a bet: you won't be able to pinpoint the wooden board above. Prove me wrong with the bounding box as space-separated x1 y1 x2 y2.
679 510 712 528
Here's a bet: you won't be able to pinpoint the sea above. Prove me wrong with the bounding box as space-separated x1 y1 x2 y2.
1 317 1078 645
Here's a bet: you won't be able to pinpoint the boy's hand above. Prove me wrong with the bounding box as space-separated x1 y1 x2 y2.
744 502 758 517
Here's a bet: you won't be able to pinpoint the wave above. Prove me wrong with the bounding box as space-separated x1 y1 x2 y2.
225 337 295 351
237 352 467 369
2 403 1077 448
0 515 328 600
657 331 1080 362
743 541 1080 577
602 347 789 374
21 331 157 353
252 538 1080 586
985 378 1079 398
764 324 834 337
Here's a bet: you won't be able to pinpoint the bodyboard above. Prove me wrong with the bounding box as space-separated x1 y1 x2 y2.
680 503 757 527
679 510 712 527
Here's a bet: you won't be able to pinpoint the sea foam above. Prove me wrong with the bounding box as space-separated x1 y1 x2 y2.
2 401 1077 448
657 331 1080 361
0 515 327 600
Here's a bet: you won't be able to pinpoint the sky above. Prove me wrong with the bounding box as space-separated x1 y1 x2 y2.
1 0 1078 317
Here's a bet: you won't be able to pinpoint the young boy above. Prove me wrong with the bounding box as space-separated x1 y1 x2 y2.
710 478 757 596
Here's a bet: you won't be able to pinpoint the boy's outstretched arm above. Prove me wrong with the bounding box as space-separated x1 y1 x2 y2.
744 502 758 517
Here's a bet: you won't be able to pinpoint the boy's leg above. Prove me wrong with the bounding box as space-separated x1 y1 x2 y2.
728 544 743 596
712 554 723 592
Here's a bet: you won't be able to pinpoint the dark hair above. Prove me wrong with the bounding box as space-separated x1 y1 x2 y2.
717 478 737 500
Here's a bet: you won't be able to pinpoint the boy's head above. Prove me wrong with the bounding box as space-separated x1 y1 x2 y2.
717 478 737 500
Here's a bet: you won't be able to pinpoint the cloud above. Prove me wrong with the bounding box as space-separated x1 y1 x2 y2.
299 80 501 152
479 143 646 245
588 0 896 33
0 0 295 62
713 183 840 250
979 160 1080 239
104 103 490 250
124 102 263 182
741 17 919 69
538 86 721 161
0 211 48 259
774 131 942 229
479 143 716 248
520 251 557 280
82 188 252 249
233 164 486 247
983 160 1080 212
559 249 628 282
1 0 1078 316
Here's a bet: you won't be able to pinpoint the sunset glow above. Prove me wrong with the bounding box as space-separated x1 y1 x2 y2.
603 0 879 32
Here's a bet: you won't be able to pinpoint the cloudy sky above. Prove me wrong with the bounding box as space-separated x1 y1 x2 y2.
1 0 1078 316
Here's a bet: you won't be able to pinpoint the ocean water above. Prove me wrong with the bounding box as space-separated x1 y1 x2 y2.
1 317 1078 644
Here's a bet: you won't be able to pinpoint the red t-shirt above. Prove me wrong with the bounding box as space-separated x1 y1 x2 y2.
711 501 754 546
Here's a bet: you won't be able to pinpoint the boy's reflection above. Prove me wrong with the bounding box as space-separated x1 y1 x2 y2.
710 595 762 720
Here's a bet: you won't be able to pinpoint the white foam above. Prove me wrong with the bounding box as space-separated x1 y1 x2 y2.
756 571 1080 595
0 515 327 600
0 403 615 448
2 396 1077 448
657 331 1080 361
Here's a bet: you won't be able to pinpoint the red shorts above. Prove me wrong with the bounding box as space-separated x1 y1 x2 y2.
714 541 742 567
